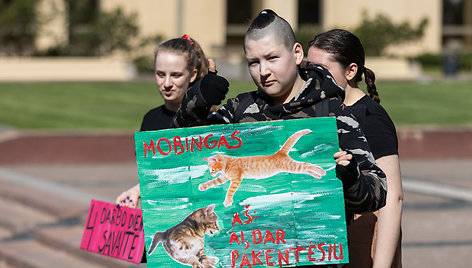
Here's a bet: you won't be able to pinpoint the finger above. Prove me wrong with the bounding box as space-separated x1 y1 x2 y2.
337 160 350 166
208 58 217 73
116 192 126 204
339 153 352 161
333 151 346 159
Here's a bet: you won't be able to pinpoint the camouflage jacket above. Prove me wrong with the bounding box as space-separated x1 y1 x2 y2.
173 63 387 215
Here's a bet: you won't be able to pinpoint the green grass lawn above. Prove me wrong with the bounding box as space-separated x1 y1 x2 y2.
0 79 471 130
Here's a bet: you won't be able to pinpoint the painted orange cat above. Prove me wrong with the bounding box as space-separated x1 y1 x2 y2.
200 129 326 207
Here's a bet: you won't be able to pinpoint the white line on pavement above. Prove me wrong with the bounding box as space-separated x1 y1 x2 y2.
0 167 107 204
403 177 472 202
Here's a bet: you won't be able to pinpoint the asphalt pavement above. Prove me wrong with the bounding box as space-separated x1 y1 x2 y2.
0 128 471 267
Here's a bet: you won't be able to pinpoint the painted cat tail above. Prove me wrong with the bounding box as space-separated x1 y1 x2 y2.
147 231 163 255
278 129 312 155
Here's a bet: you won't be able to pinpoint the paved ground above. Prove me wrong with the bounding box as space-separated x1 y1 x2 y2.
0 158 471 267
0 128 471 267
400 160 472 267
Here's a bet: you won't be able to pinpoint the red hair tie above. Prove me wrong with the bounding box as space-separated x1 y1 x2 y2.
181 34 194 46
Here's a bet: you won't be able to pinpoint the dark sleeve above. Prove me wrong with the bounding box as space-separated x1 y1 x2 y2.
172 80 237 128
363 107 398 158
331 101 387 214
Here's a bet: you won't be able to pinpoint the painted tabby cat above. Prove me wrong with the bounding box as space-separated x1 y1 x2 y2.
201 129 326 207
147 204 220 268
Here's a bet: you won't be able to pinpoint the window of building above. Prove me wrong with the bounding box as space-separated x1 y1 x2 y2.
226 0 253 46
443 0 463 25
298 0 321 26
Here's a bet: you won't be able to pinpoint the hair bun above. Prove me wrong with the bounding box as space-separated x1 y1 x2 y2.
260 9 276 16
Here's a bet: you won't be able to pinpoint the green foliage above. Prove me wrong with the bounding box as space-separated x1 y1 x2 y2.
133 56 155 74
295 25 323 55
353 11 428 56
131 34 164 74
411 53 442 66
410 51 472 72
35 1 163 61
0 0 38 56
74 8 139 56
38 2 139 57
459 52 472 71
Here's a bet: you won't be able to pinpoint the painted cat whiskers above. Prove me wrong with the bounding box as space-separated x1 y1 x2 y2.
200 129 326 207
147 204 220 268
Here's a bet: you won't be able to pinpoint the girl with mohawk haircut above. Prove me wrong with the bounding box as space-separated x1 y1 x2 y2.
173 10 388 267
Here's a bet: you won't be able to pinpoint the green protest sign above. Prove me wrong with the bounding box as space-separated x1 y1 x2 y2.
135 117 348 267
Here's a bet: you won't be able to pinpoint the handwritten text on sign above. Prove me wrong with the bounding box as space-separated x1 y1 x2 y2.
80 199 145 263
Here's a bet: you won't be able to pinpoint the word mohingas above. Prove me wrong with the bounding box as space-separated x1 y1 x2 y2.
143 130 242 157
230 242 344 268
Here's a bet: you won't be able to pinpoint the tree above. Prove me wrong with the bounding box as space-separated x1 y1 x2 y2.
0 0 39 56
353 11 428 56
63 1 139 56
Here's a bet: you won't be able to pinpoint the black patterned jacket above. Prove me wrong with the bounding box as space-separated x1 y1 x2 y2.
172 63 387 216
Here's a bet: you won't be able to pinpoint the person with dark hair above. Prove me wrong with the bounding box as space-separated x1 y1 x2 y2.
308 29 402 268
173 9 387 222
116 35 209 207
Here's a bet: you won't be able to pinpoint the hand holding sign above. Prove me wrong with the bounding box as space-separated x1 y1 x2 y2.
115 183 140 208
335 150 360 189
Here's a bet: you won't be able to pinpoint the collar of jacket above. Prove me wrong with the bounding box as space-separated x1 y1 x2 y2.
251 64 345 117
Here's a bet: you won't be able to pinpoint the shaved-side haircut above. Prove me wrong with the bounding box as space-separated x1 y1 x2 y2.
244 9 297 52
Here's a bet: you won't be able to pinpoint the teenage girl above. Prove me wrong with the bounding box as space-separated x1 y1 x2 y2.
115 35 209 208
308 29 402 268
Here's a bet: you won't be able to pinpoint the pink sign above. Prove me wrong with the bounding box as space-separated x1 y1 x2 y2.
80 199 145 263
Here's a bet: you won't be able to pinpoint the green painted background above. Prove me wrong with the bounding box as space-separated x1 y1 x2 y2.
135 117 348 267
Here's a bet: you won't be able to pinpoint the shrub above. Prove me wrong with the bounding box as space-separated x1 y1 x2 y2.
133 56 155 74
295 25 323 55
459 52 472 71
0 0 38 56
411 51 472 73
353 11 428 56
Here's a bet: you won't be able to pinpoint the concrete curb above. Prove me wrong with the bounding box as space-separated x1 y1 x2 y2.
0 128 471 164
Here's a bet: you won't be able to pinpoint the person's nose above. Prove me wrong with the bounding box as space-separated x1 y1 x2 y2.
163 75 172 88
260 61 270 77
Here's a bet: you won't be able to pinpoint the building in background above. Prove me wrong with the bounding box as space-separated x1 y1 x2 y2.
38 0 472 55
2 0 471 81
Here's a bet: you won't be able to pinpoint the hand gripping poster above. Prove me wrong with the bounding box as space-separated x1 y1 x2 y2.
135 117 348 267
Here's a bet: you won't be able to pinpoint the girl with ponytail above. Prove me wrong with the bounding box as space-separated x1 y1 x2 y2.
115 35 209 208
308 29 402 268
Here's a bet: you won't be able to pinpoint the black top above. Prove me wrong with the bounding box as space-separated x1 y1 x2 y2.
350 95 398 159
140 105 176 131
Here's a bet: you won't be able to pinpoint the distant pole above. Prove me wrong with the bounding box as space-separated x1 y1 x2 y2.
177 0 183 36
